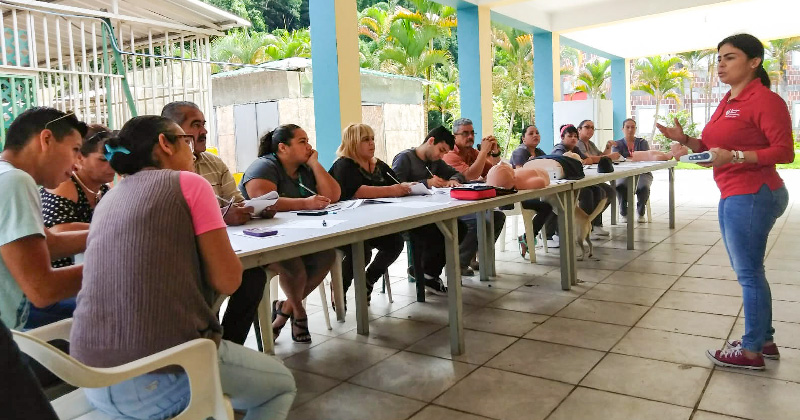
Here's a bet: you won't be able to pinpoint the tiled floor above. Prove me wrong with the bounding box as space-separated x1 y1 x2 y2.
244 170 800 420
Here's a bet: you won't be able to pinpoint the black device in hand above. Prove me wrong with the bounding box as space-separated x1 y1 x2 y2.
297 211 328 216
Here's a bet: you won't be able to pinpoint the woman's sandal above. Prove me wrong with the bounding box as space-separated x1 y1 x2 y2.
518 234 528 258
291 317 312 343
271 300 291 341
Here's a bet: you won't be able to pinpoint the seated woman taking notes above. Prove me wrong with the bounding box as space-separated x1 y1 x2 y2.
328 123 409 306
71 115 296 420
240 124 340 343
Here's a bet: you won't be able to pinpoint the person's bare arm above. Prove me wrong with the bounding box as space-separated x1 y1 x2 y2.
353 184 412 199
45 228 87 260
48 222 90 233
245 178 330 211
306 151 341 202
1 235 82 307
196 228 242 296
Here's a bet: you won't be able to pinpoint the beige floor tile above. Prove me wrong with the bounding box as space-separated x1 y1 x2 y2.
557 298 649 326
517 276 595 298
582 283 666 306
670 277 742 297
768 300 800 323
612 327 722 367
495 261 557 277
541 268 615 283
407 406 492 420
406 328 517 366
636 250 701 264
338 317 442 350
696 253 733 267
771 283 800 302
486 339 604 384
650 243 711 254
525 317 630 351
463 307 548 337
636 308 736 339
272 332 334 360
290 369 341 409
287 383 425 420
729 320 800 350
655 291 741 316
699 370 800 420
765 257 800 271
388 299 478 325
434 367 573 420
459 284 512 306
691 411 743 420
684 264 738 280
283 338 397 380
349 351 476 402
487 290 575 315
547 387 692 420
766 269 800 285
581 353 711 407
664 232 721 246
621 260 691 276
461 273 530 291
603 271 679 289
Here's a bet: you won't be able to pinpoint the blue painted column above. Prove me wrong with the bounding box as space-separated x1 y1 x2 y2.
533 32 560 152
309 0 362 167
610 58 630 141
456 4 492 140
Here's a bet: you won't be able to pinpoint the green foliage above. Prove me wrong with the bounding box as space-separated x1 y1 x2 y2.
632 56 689 139
575 59 610 99
203 0 310 32
428 82 459 126
652 109 699 150
491 25 533 145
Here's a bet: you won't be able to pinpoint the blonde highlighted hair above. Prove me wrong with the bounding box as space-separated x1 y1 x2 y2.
337 123 376 161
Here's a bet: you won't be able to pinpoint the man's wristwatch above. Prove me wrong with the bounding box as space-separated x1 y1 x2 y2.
489 151 501 158
731 150 745 164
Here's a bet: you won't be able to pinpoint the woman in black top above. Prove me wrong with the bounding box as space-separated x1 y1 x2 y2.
329 123 413 304
510 125 554 257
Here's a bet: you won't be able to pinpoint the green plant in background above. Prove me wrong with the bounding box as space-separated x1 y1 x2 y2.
676 49 714 126
575 59 610 99
428 81 458 126
210 30 271 68
263 28 311 61
492 25 533 143
652 109 698 151
632 56 689 140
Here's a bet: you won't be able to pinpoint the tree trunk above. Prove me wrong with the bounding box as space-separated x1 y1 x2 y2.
651 92 661 142
688 71 694 126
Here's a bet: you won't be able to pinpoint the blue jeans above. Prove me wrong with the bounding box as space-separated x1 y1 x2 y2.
719 184 789 353
24 298 76 330
85 340 296 420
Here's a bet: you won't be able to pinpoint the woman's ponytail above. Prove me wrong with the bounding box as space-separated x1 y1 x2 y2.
756 64 771 89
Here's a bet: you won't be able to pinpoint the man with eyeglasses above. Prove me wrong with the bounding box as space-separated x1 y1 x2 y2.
162 102 271 347
0 107 88 418
442 118 506 276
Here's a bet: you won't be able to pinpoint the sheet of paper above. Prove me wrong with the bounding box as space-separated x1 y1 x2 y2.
385 201 449 209
409 183 432 196
275 219 347 229
243 191 279 214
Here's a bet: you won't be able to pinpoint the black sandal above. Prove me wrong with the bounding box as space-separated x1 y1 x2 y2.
271 300 291 341
291 317 312 343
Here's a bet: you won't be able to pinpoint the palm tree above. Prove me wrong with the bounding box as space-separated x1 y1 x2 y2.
210 30 270 70
263 29 311 61
632 56 690 140
379 19 450 77
703 51 718 122
492 26 533 138
560 45 582 94
575 59 611 99
762 57 782 91
357 1 396 42
765 37 800 102
428 82 458 124
677 49 715 125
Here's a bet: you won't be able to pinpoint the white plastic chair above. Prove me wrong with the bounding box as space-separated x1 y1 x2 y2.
12 319 234 420
327 248 393 320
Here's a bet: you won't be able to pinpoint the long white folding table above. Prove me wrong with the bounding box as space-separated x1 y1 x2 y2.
227 160 677 355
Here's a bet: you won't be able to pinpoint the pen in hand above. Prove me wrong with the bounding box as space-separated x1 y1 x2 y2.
298 182 318 196
386 172 401 185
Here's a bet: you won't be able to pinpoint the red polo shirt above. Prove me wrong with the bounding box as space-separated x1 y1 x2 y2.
698 78 794 198
443 144 493 181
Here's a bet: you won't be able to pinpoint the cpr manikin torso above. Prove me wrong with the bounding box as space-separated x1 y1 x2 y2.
629 142 689 161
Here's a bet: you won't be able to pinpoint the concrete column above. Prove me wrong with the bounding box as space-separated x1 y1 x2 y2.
611 58 631 140
456 4 492 140
533 32 561 152
309 0 362 167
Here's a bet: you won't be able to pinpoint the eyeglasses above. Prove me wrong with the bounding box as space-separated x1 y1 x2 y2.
165 133 195 153
44 111 76 130
455 131 476 137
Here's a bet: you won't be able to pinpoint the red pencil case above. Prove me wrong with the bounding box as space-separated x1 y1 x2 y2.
450 186 497 200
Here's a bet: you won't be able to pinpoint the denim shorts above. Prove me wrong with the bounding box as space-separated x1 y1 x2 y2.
84 372 190 419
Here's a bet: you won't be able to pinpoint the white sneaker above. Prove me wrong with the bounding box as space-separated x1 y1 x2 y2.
637 215 647 223
547 235 560 248
592 226 610 237
620 214 628 223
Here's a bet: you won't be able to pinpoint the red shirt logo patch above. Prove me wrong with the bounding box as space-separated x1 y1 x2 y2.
725 109 741 118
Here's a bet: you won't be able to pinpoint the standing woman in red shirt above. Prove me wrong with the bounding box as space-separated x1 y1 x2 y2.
657 34 793 371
